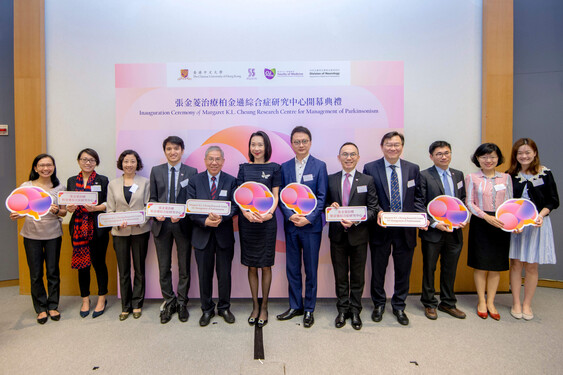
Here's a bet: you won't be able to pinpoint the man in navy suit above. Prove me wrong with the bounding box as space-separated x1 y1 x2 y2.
363 131 427 326
150 136 197 324
276 126 328 328
187 146 238 327
326 142 381 330
419 141 467 320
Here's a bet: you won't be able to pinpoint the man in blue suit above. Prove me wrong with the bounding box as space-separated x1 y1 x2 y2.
363 131 427 326
277 126 328 328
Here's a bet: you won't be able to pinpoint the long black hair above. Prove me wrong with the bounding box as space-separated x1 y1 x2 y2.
29 153 60 187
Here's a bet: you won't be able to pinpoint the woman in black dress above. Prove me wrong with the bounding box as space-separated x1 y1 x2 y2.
237 131 281 328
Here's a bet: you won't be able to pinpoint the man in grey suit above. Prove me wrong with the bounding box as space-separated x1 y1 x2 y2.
419 140 466 320
150 136 197 324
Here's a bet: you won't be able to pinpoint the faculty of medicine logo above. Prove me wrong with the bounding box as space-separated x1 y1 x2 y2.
264 68 276 80
178 69 191 80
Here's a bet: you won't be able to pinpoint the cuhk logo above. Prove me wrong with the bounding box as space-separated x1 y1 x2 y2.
178 69 191 80
264 68 276 80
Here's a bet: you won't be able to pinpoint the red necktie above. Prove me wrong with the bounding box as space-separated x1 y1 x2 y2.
210 176 217 200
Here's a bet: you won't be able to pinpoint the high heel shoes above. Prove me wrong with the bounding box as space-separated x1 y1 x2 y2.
80 299 91 318
92 300 107 319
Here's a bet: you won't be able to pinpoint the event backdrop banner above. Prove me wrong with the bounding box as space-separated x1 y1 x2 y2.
115 61 403 299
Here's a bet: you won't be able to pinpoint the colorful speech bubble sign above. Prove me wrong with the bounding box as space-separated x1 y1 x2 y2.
280 183 317 215
234 182 275 214
5 186 53 221
427 195 469 230
495 198 538 232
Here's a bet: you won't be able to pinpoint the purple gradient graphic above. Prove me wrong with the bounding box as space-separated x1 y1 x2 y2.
264 68 276 79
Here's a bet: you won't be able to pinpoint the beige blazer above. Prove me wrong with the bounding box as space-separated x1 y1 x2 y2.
106 174 151 236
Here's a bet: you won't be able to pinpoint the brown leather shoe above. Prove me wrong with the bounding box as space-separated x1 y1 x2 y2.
438 304 466 319
425 307 438 320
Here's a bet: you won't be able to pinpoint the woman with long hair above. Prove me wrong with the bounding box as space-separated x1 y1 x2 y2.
507 138 559 320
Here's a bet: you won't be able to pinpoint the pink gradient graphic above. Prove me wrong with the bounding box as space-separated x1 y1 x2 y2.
427 195 469 230
5 186 53 221
495 198 538 232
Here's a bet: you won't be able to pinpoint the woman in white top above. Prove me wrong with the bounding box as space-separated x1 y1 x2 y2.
9 154 67 324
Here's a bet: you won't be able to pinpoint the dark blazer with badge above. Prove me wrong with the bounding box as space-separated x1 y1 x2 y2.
326 171 381 246
419 166 466 243
67 173 111 238
187 171 238 250
280 155 328 233
511 167 559 213
362 158 425 249
149 163 197 237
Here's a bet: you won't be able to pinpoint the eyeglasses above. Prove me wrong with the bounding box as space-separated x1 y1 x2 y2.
383 143 402 149
292 139 310 146
434 152 451 158
206 157 223 163
79 158 96 164
340 152 358 158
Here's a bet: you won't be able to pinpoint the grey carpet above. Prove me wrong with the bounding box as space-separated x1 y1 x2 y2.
1 286 562 374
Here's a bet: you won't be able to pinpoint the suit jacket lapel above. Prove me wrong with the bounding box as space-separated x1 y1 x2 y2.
216 173 226 200
301 155 315 184
348 172 360 204
429 167 445 195
335 171 343 204
287 159 297 184
400 160 409 202
451 170 462 198
377 159 390 201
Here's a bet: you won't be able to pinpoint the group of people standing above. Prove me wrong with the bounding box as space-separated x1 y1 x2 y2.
10 128 558 330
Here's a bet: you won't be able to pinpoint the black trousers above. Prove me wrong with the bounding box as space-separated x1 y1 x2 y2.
194 233 234 313
153 220 192 306
78 232 109 297
23 237 62 313
370 228 414 311
330 235 368 314
113 232 150 312
420 233 462 308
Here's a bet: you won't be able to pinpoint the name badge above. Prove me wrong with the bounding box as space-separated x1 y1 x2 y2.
494 184 506 191
357 185 367 193
91 185 102 192
531 178 544 187
180 179 189 188
129 184 138 193
457 180 464 189
303 174 313 182
219 190 228 197
407 179 415 188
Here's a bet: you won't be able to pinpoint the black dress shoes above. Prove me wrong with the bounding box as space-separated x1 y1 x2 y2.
393 309 409 326
372 305 385 322
178 304 189 322
37 314 48 325
351 312 362 330
199 311 215 326
49 311 61 321
276 308 304 321
160 301 177 324
335 312 347 328
303 311 314 328
218 309 235 324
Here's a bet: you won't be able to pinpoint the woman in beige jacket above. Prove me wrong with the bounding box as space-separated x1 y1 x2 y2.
107 150 151 320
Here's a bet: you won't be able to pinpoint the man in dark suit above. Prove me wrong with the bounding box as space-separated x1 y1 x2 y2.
326 142 381 330
363 131 427 326
277 126 328 328
150 136 197 324
187 146 238 327
419 141 467 320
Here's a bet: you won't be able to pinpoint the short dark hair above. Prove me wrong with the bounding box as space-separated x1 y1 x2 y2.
77 148 100 166
471 143 505 168
339 142 359 154
290 126 312 142
248 131 273 162
380 131 404 146
162 136 185 150
429 140 452 155
29 154 60 187
117 149 144 171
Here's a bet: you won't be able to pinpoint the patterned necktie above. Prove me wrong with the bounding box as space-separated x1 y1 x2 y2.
342 173 351 206
442 171 453 196
390 165 401 212
210 176 217 200
169 167 176 203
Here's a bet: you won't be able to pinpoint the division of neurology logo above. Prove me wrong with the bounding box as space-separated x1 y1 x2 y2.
178 69 191 80
264 68 276 80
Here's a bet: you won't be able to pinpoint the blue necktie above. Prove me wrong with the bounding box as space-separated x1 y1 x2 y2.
442 171 453 196
390 165 401 212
